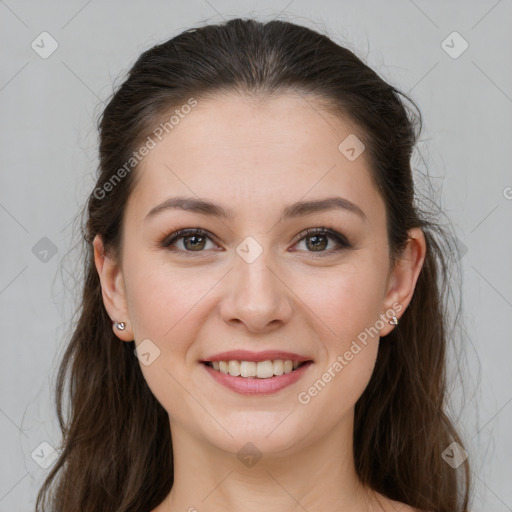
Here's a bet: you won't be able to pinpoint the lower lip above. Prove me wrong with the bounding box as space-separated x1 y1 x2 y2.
201 361 313 395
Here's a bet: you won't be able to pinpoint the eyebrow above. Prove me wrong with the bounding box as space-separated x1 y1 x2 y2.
144 195 367 222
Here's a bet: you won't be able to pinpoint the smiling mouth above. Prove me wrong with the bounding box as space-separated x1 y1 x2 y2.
202 359 312 379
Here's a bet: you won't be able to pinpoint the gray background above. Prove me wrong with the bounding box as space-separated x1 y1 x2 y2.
1 0 511 510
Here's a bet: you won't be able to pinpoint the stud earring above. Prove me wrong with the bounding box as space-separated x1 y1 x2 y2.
389 316 398 326
114 321 126 331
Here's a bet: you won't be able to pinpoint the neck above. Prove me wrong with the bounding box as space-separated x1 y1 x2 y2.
162 409 380 512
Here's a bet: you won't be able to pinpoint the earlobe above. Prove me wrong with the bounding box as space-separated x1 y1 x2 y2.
93 235 133 341
380 228 427 337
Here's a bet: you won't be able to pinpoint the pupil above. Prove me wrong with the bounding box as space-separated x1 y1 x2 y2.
185 235 205 251
307 235 327 251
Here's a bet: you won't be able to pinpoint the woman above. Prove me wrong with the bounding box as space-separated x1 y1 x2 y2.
36 18 471 512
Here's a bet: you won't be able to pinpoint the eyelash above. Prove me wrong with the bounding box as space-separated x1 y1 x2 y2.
160 227 352 257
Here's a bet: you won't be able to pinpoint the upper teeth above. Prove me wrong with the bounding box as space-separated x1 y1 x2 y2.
211 359 301 378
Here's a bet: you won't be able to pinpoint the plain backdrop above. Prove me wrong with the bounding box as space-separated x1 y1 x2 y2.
0 1 511 510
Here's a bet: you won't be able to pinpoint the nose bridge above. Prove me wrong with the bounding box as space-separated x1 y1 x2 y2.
221 241 292 330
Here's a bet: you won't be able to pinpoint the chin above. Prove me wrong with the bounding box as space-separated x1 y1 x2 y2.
199 415 314 458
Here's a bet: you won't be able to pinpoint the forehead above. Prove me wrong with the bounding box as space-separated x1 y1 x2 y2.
127 92 384 224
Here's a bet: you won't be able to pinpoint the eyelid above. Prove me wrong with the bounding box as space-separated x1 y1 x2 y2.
161 228 216 247
160 228 221 255
291 227 352 257
293 227 351 248
160 226 352 255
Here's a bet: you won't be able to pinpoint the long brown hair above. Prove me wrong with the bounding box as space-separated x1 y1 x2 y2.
35 18 471 512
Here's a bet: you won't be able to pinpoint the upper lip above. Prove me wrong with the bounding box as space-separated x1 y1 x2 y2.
201 350 313 363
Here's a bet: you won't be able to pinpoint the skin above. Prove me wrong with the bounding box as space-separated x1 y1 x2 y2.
94 92 426 512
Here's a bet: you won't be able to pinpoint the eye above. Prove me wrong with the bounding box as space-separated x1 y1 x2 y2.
293 227 352 256
161 228 218 254
160 227 352 257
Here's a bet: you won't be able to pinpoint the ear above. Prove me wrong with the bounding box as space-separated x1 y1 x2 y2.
379 227 426 337
93 234 134 342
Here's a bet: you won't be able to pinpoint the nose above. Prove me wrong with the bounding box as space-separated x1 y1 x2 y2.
219 249 293 333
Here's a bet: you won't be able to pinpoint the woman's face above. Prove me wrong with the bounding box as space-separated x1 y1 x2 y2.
96 92 422 457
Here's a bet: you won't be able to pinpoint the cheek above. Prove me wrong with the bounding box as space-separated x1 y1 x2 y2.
123 260 214 411
124 255 210 343
292 265 384 423
292 254 388 398
296 259 388 344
